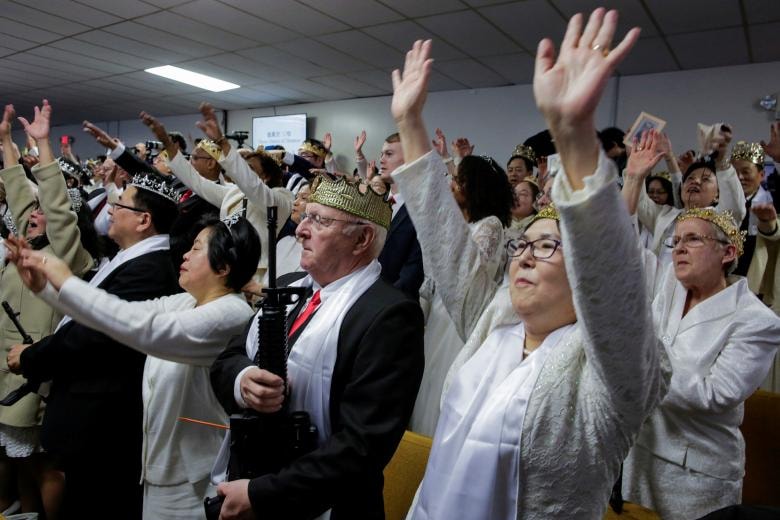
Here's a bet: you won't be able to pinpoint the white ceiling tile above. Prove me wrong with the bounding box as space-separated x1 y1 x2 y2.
298 0 402 26
434 58 508 88
0 46 15 57
251 83 311 102
427 70 469 91
0 18 61 43
461 0 509 5
551 0 659 37
73 0 161 19
139 0 194 7
237 46 331 78
744 0 780 24
102 70 206 96
317 30 405 68
749 22 780 62
103 21 222 57
28 45 134 74
667 28 748 69
311 74 387 97
480 0 567 52
346 69 392 90
417 11 524 57
283 78 351 100
0 2 90 35
227 87 290 105
218 0 350 35
204 53 295 83
172 0 295 44
479 53 535 84
376 0 468 17
12 0 122 26
647 0 741 34
616 36 679 75
49 39 154 69
274 39 371 73
3 54 103 81
74 30 190 64
0 32 39 51
366 21 467 60
134 11 256 51
174 59 259 85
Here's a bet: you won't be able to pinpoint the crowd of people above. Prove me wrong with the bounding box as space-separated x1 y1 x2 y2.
0 7 778 520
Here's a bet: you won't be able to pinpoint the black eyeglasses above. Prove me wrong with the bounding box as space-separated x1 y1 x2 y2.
506 237 562 259
110 201 147 213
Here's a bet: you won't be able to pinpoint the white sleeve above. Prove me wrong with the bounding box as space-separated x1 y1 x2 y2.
168 151 230 209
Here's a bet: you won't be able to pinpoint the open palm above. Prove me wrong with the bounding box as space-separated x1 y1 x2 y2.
17 100 51 140
391 40 433 123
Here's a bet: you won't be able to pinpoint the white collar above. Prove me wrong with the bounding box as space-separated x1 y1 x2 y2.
312 262 373 302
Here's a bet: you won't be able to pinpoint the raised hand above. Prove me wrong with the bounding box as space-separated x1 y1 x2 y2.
533 9 639 186
354 130 366 155
139 112 170 144
432 128 449 158
391 39 433 124
4 235 46 293
366 160 377 180
323 132 332 152
752 202 777 224
0 105 14 137
196 102 223 142
451 137 474 159
83 121 119 150
677 150 696 173
625 130 665 179
20 247 74 291
760 122 780 162
17 100 52 141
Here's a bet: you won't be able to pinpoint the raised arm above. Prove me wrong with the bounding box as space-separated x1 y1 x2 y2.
19 100 93 275
0 105 36 233
621 130 665 217
535 8 665 415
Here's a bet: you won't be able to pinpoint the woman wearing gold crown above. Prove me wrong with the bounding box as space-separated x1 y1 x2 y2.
621 206 780 519
391 10 668 519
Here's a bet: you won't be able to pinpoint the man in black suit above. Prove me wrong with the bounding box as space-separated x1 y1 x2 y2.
8 172 181 519
211 174 424 520
377 133 424 299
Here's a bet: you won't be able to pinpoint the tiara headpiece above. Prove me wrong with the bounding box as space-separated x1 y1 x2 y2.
730 141 764 167
649 170 672 182
676 207 746 257
526 202 560 228
309 175 392 229
67 188 83 213
222 207 245 229
57 157 85 180
298 140 327 159
511 144 537 165
130 173 181 204
196 139 222 161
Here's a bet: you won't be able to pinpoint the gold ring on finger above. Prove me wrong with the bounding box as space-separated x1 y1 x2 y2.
637 146 644 151
42 256 47 265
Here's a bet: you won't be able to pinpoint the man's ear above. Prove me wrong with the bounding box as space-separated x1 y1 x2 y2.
352 225 376 256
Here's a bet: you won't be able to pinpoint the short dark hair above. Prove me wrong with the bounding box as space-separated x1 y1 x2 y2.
599 127 626 151
245 152 284 188
385 132 400 144
456 155 513 227
169 132 187 152
645 175 674 206
507 154 534 172
131 175 179 234
198 215 261 292
683 159 717 181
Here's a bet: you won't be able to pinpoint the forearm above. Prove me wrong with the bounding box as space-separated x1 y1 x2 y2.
0 164 35 231
168 152 227 208
220 147 273 207
37 138 54 165
758 217 780 239
715 165 746 222
549 121 601 192
621 174 644 215
396 115 432 165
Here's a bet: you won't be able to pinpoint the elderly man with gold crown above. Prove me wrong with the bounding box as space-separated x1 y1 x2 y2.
623 206 780 519
209 174 424 520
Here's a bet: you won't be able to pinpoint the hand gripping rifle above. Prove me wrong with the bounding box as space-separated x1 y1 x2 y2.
205 207 317 519
0 301 39 406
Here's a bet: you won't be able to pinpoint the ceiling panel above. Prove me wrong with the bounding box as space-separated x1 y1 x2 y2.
749 22 780 62
417 10 524 57
219 0 350 35
317 30 406 68
133 11 256 51
743 0 780 24
283 78 352 100
274 39 372 74
171 0 295 44
366 20 467 60
237 46 331 78
28 45 134 74
103 21 223 58
346 69 392 91
480 0 567 52
49 39 155 69
480 53 535 84
74 30 190 64
72 0 161 19
0 34 39 52
667 27 749 69
551 0 660 37
0 2 90 35
297 0 402 27
205 53 295 83
311 74 387 97
646 0 741 34
616 36 679 75
12 0 122 26
434 58 508 88
0 18 62 44
173 59 263 86
376 0 467 17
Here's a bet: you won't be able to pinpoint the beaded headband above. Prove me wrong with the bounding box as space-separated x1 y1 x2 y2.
676 207 746 257
510 144 537 165
309 174 392 229
130 173 181 204
730 141 764 167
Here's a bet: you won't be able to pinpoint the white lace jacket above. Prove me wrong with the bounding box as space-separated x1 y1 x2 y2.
394 151 669 519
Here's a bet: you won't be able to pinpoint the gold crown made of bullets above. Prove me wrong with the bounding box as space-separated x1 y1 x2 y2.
676 207 746 257
299 140 327 159
309 175 392 229
648 170 672 182
730 141 764 167
527 202 560 228
511 144 537 165
197 139 222 161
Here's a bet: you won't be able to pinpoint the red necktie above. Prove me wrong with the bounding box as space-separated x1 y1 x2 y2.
389 195 396 206
288 290 321 338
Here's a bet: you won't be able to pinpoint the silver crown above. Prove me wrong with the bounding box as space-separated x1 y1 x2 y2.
131 173 181 204
57 157 84 179
222 207 245 229
67 188 83 213
2 211 17 236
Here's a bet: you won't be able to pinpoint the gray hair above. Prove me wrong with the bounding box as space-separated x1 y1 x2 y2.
341 219 387 259
709 222 738 274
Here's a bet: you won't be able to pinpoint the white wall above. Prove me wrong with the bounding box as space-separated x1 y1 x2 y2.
18 60 778 169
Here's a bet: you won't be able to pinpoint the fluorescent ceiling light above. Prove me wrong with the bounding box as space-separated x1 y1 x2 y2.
145 65 239 92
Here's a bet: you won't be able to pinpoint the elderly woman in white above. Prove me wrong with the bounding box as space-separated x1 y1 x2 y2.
622 141 780 519
6 215 261 520
390 10 668 520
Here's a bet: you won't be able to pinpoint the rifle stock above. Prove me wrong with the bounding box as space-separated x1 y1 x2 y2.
0 301 40 407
